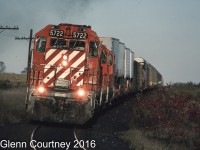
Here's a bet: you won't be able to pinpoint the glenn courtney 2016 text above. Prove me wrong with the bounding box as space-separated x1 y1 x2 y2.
0 139 96 149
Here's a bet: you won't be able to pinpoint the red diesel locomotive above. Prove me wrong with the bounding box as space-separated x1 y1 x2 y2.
25 23 163 124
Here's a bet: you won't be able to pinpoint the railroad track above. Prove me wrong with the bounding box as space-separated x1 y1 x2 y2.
74 127 87 150
30 125 87 150
30 125 42 150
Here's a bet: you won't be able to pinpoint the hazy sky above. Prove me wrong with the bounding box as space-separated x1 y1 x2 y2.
0 0 199 83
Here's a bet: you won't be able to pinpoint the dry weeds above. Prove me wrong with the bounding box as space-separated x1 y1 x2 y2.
0 87 27 126
120 83 200 150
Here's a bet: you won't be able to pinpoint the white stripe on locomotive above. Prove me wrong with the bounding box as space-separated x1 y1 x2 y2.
58 54 85 79
45 49 56 60
44 50 68 73
43 51 85 84
43 50 79 81
71 66 84 86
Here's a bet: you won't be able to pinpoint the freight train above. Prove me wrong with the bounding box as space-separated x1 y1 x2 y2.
25 23 163 124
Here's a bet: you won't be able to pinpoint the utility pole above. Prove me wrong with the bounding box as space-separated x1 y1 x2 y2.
0 26 19 33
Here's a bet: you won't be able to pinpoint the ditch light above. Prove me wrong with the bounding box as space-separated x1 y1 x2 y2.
75 88 88 100
77 89 85 97
37 85 46 95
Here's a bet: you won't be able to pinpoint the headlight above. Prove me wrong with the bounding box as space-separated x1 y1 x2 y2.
61 55 68 67
63 55 68 60
62 60 68 66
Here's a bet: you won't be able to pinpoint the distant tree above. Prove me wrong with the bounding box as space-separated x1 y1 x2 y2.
0 61 6 73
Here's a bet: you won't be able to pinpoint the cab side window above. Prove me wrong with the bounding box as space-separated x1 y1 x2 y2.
108 55 113 65
100 51 107 64
36 37 46 53
89 41 98 57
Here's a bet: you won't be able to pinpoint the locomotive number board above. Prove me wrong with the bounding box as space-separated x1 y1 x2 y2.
49 29 64 37
49 30 88 39
72 32 88 39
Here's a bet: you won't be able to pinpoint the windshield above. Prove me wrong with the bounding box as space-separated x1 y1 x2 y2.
50 38 85 50
69 40 85 50
50 38 67 49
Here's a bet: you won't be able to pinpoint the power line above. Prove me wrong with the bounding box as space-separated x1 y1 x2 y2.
0 26 19 33
15 36 34 40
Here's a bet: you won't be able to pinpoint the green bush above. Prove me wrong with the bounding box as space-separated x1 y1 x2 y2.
0 80 12 89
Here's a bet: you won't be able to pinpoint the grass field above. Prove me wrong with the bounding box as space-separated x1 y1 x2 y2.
0 73 26 88
120 83 200 150
0 73 27 126
0 87 27 126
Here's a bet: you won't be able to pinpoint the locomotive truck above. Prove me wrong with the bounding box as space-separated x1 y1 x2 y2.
25 23 163 124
